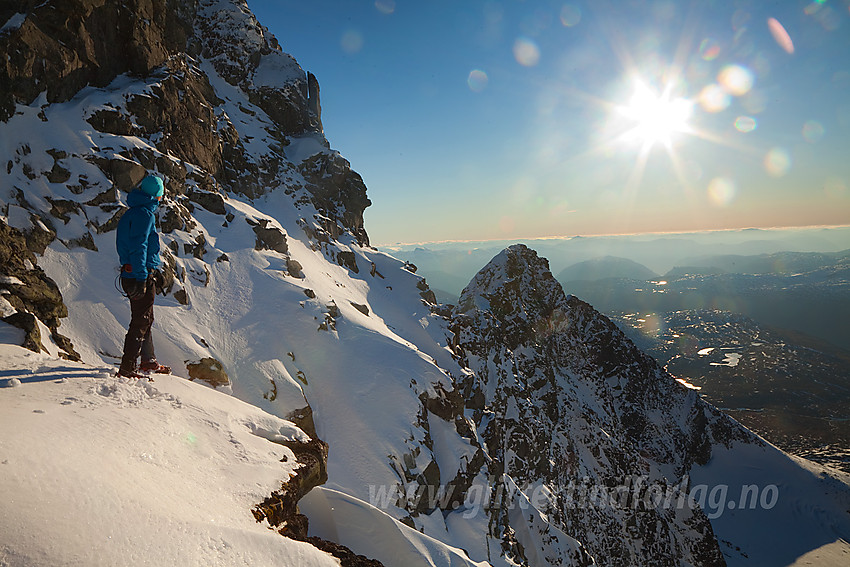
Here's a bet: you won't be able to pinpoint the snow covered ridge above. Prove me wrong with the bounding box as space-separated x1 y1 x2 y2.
2 1 850 566
0 344 343 566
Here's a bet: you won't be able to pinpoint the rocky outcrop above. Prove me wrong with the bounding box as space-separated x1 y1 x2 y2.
186 356 230 387
252 437 385 566
300 152 371 246
194 0 320 136
0 0 195 121
253 438 328 537
252 221 289 254
0 220 78 359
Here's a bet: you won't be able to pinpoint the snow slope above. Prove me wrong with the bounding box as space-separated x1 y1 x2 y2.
0 343 338 567
690 441 850 565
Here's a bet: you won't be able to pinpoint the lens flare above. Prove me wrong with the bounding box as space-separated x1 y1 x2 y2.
718 65 754 96
560 4 581 27
513 37 541 67
767 17 795 54
699 38 721 61
804 2 824 16
374 0 395 15
802 120 825 142
699 84 730 112
764 148 791 177
810 6 841 32
732 10 751 31
467 69 489 92
708 177 736 206
340 30 364 54
640 313 665 337
734 116 757 132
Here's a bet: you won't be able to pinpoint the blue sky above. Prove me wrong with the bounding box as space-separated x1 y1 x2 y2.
250 1 850 245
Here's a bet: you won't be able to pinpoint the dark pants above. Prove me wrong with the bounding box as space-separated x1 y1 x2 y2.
120 277 156 372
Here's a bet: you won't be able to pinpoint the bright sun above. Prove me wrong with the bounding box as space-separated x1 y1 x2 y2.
620 82 693 147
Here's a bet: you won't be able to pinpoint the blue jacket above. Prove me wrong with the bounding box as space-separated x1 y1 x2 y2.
116 189 161 280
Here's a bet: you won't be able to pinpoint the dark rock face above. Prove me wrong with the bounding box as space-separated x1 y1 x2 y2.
0 220 79 359
124 58 225 180
307 72 323 134
1 312 43 353
300 152 371 246
253 224 288 254
253 438 328 537
0 0 194 121
252 436 384 565
442 244 740 566
187 188 227 215
303 537 384 567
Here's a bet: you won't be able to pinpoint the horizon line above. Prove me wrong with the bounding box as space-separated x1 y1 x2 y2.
374 224 850 249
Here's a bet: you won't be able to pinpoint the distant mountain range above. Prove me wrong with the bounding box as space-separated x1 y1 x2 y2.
557 256 659 282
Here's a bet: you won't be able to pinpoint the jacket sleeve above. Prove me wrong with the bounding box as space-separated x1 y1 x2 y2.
146 218 161 271
127 210 155 280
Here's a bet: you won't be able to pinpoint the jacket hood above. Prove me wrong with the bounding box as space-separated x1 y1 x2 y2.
127 189 160 210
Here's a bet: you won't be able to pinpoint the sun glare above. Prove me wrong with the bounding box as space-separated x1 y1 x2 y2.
621 82 693 147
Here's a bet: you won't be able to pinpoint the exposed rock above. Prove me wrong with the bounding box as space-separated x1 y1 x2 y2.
188 189 226 215
2 311 44 354
336 250 358 273
416 278 437 305
126 58 225 180
85 187 118 207
185 357 229 387
253 438 329 538
286 405 317 439
349 302 369 316
183 233 207 259
286 258 304 278
307 72 323 134
0 0 195 121
254 225 288 254
66 232 97 251
13 210 57 255
47 161 71 184
174 288 189 305
0 220 78 360
300 152 371 246
108 158 148 192
46 198 81 223
159 201 196 234
302 537 385 567
87 108 138 136
94 207 126 234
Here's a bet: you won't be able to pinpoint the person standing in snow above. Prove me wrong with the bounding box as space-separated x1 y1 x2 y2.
115 174 170 378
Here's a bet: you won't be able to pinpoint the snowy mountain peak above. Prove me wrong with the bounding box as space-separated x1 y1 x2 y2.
449 246 738 564
458 243 566 319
